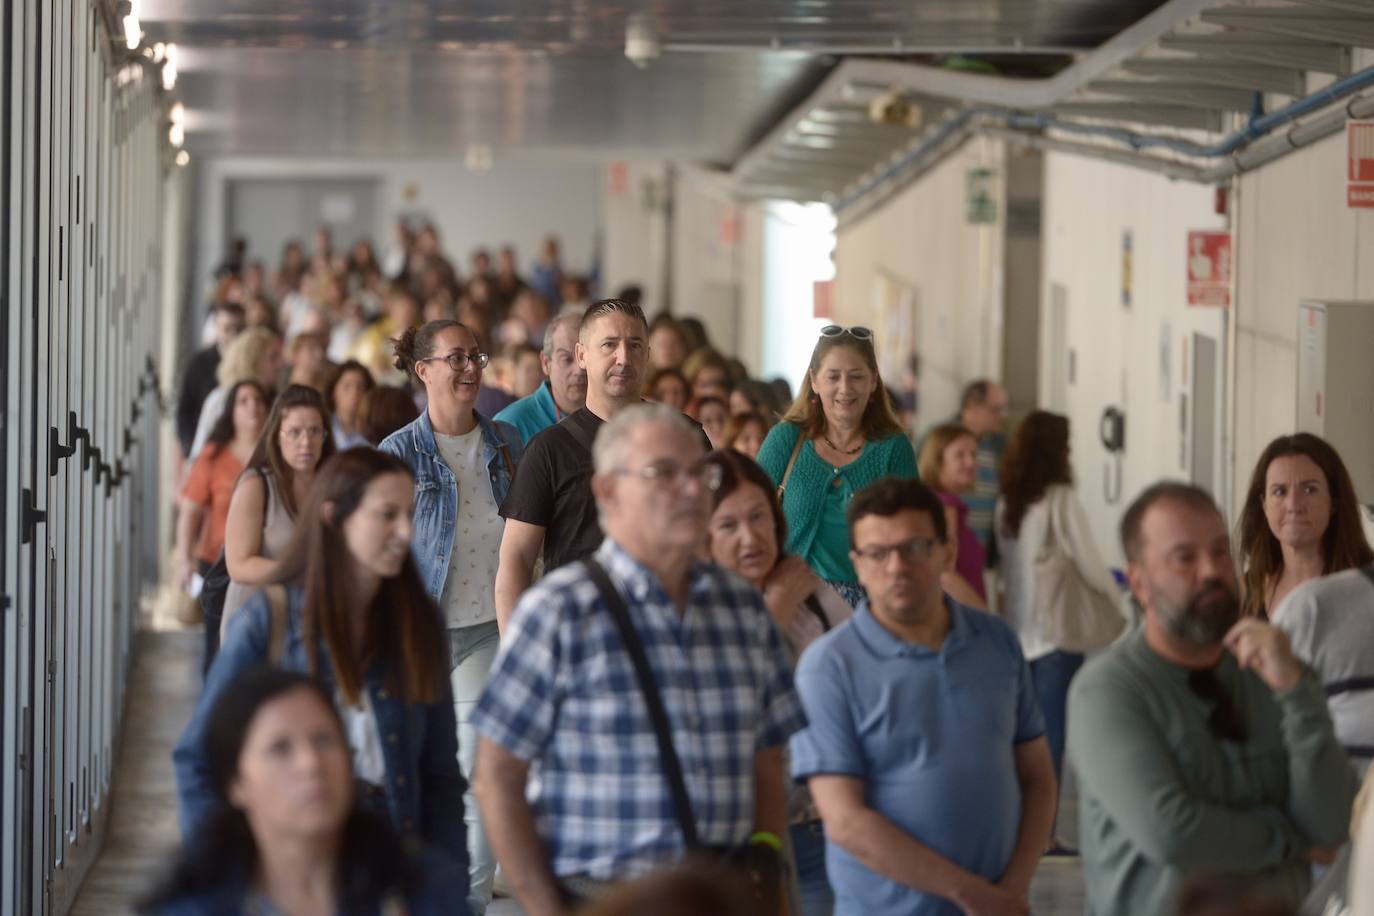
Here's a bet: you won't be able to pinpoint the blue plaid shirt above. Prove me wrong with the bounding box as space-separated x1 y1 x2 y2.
471 538 806 881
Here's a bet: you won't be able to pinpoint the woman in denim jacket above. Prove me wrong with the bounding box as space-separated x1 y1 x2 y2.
148 668 469 916
173 449 470 883
378 319 522 915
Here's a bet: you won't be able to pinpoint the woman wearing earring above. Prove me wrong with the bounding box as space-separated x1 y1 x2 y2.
756 325 917 606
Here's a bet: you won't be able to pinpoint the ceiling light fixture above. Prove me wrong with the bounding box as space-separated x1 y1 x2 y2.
175 150 190 167
168 122 184 147
624 13 659 68
162 43 178 90
122 0 141 50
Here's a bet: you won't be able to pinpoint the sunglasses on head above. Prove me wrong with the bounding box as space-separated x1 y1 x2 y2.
819 325 873 341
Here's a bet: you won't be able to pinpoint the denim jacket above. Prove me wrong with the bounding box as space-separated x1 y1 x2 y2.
378 410 523 604
172 586 471 876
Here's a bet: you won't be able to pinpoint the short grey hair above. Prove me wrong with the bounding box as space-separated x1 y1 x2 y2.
592 403 699 476
542 308 584 358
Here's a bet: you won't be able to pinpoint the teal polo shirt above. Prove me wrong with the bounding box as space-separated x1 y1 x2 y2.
790 600 1045 916
494 381 561 445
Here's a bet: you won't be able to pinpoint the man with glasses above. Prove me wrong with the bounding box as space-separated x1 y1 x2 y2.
1068 482 1358 916
472 404 803 912
791 475 1055 916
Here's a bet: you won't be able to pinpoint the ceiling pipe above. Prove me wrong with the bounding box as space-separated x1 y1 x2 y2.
834 64 1374 222
731 0 1226 183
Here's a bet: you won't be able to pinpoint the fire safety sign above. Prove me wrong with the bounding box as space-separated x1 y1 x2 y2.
1349 120 1374 209
1186 231 1232 307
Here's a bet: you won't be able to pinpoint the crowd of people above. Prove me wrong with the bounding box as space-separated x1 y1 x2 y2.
154 222 1374 916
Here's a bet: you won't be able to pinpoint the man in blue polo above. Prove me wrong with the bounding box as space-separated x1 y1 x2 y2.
791 476 1056 916
494 309 586 444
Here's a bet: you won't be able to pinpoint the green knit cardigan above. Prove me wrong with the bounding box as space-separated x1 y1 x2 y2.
756 421 919 581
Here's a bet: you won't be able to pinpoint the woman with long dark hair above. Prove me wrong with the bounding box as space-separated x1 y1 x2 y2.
328 359 376 450
174 380 268 596
148 668 467 915
1238 432 1373 619
995 410 1122 856
221 384 337 637
174 448 469 877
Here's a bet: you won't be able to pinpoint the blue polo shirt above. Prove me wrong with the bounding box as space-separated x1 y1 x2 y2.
790 600 1044 916
494 380 561 445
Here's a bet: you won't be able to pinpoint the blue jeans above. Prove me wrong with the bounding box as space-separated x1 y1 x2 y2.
450 621 502 915
790 820 834 916
1029 649 1084 831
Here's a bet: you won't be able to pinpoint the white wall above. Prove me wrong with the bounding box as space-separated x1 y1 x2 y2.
832 135 1007 432
1040 152 1226 565
192 155 603 309
1233 127 1374 509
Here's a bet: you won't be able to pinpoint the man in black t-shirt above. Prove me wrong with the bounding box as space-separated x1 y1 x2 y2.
496 299 712 629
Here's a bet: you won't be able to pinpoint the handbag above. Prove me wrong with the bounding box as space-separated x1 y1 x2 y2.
582 559 783 915
1031 492 1124 653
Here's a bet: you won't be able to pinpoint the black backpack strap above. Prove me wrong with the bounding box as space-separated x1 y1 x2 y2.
582 558 701 850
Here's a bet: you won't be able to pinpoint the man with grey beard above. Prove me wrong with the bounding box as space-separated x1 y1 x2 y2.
1068 482 1357 916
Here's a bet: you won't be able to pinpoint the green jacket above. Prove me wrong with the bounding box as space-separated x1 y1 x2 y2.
1068 627 1357 916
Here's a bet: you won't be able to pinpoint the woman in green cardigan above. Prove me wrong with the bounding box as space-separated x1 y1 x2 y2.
757 326 918 606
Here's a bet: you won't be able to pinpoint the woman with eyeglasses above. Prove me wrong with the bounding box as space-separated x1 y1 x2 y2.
379 319 522 916
221 384 336 638
757 325 917 607
703 448 850 916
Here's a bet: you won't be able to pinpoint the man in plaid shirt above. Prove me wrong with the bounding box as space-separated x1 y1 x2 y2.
472 404 805 914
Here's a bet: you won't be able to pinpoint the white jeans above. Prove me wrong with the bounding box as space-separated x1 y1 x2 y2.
449 620 501 914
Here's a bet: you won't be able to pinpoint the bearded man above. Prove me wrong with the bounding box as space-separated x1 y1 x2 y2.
1068 482 1357 916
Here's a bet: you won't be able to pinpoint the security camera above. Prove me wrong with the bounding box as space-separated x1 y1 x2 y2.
868 89 922 128
625 14 660 68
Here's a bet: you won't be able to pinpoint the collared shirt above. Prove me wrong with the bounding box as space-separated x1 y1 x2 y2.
494 380 562 445
471 538 806 881
790 600 1044 916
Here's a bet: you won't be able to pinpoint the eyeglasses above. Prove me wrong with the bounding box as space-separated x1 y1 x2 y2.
820 325 873 341
852 536 939 565
422 350 489 372
613 460 724 492
280 426 327 443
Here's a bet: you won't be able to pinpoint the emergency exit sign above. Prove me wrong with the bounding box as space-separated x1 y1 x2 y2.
1349 120 1374 208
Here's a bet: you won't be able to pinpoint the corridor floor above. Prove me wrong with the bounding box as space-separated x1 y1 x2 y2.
70 629 1087 914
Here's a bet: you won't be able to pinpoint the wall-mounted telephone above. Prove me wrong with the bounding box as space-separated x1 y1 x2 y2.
1100 406 1126 504
1100 407 1126 453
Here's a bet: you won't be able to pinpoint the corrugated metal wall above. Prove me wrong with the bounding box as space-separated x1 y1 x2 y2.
2 2 169 912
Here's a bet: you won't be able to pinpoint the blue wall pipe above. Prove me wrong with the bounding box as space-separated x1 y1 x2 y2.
834 63 1374 214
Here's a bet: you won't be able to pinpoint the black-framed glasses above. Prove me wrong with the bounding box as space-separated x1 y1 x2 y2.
820 325 873 341
852 536 938 565
613 459 724 492
423 350 489 372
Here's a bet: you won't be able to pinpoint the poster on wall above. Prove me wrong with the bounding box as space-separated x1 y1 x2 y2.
1348 120 1374 208
873 271 919 427
1186 230 1232 307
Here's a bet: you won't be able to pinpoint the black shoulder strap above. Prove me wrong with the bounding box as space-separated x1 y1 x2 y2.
556 412 597 454
582 558 700 849
803 593 831 632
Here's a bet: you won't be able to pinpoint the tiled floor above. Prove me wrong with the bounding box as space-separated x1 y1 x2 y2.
69 626 1087 915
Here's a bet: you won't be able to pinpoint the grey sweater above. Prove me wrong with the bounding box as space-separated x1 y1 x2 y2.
1068 628 1357 916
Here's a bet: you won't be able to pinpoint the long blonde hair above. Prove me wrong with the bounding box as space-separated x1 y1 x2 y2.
216 326 280 387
